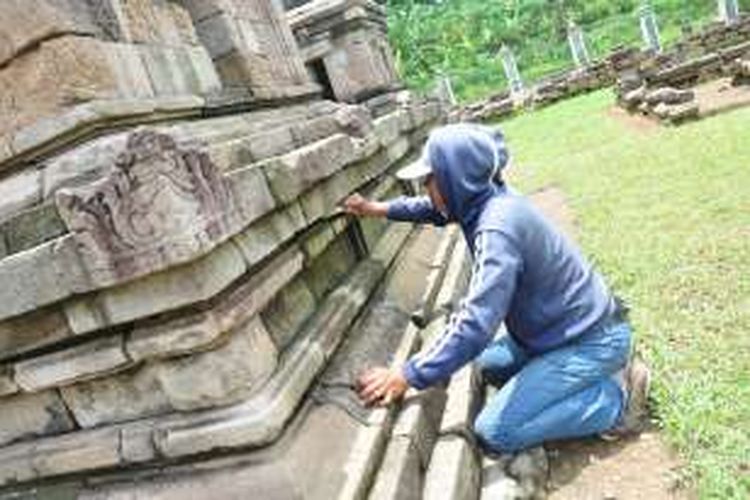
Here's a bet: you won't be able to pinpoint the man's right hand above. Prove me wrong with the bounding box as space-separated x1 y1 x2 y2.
343 193 388 218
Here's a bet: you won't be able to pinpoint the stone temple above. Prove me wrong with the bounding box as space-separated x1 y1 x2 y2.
0 1 497 498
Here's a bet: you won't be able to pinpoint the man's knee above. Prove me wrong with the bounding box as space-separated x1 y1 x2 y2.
473 410 525 453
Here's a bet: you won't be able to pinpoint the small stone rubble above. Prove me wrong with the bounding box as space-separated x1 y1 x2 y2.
455 46 642 123
614 15 750 124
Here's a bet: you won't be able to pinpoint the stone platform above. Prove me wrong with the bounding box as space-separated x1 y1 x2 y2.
0 1 453 496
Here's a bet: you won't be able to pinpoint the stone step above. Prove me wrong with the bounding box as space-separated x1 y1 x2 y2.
365 227 480 500
0 222 414 488
0 224 454 498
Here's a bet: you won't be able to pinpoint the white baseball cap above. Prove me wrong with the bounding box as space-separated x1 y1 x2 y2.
395 124 508 182
395 148 432 181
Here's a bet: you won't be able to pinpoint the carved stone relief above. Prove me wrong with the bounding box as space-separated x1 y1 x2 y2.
56 129 237 286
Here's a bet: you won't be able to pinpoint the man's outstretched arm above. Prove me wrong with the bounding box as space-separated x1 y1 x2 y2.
343 193 448 226
357 229 522 405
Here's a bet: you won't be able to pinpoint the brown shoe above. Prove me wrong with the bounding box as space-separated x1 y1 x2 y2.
601 357 652 441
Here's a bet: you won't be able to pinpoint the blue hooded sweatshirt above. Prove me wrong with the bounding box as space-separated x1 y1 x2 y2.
387 124 615 390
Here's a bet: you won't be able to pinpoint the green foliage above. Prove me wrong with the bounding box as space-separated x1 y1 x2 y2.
387 0 750 101
500 92 750 499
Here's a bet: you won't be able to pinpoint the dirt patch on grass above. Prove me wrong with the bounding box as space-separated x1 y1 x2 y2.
606 106 660 133
546 430 690 500
529 186 693 500
694 77 750 118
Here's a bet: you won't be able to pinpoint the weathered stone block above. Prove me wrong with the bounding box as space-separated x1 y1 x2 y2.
64 241 246 335
212 49 256 87
204 137 251 172
187 46 222 94
351 131 383 162
289 116 341 148
14 335 131 392
302 236 358 300
368 436 423 500
435 238 471 314
352 147 391 186
0 308 72 361
300 222 337 261
180 0 239 23
61 362 171 428
424 436 480 500
645 87 695 105
0 366 19 397
237 127 298 164
169 1 201 44
0 0 100 68
359 216 389 252
666 101 700 123
261 276 317 350
334 104 375 138
653 102 671 119
0 169 42 224
174 47 205 96
387 136 411 164
154 242 397 458
298 168 357 223
1 203 66 255
42 132 129 199
119 422 157 464
140 45 190 97
170 114 249 145
622 85 647 110
358 178 400 250
0 426 121 486
0 240 75 322
232 202 307 268
118 0 160 44
263 133 357 204
55 130 239 289
155 340 326 457
127 246 303 361
440 364 479 437
154 1 186 45
393 388 446 468
194 13 244 60
105 43 155 100
225 164 276 224
1 36 120 145
374 111 403 147
154 316 278 411
10 105 99 158
127 311 220 363
0 390 75 447
310 260 388 357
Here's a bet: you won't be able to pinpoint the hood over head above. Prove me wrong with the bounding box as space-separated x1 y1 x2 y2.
425 123 509 229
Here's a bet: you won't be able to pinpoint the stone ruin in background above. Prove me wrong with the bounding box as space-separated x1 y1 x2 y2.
617 14 750 124
458 12 750 125
0 1 506 497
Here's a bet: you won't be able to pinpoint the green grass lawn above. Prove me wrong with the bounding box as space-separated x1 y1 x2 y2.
498 92 750 499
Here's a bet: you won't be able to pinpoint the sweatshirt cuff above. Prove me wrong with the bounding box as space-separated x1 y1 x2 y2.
403 359 430 390
385 199 403 221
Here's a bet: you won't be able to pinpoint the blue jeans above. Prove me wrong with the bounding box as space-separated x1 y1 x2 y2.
473 319 631 453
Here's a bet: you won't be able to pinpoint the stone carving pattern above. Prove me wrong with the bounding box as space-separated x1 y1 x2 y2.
56 130 237 287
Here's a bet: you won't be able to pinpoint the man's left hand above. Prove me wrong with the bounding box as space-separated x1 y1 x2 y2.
356 366 409 407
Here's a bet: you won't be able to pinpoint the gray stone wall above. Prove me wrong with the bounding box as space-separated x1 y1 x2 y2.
288 0 400 103
0 0 447 489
